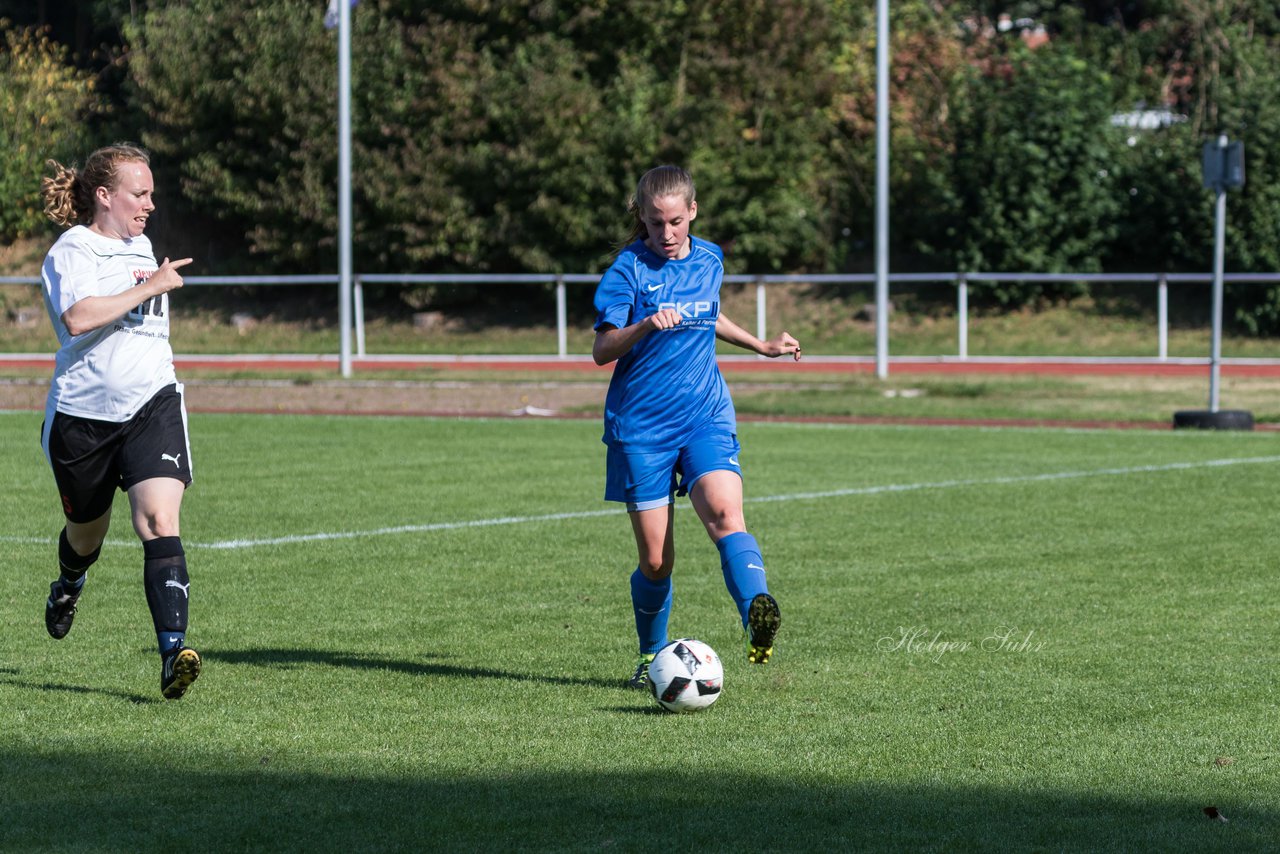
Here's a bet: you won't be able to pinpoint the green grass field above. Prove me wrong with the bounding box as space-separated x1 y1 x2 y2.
2 413 1277 851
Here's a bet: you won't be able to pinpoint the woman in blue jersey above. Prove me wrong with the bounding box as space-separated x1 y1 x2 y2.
593 165 801 689
38 144 201 700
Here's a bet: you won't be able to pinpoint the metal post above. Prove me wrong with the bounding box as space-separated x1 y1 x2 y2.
337 0 353 378
353 277 366 357
755 276 766 346
1157 274 1167 361
957 273 968 359
874 0 890 378
555 275 567 358
1210 164 1226 411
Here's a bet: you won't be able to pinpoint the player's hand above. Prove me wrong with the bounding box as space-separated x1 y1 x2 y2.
646 308 683 331
151 257 194 294
761 331 802 361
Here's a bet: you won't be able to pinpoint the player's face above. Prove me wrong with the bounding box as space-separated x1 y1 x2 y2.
641 193 697 260
93 162 155 240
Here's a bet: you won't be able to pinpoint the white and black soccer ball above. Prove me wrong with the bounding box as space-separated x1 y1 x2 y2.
648 638 724 713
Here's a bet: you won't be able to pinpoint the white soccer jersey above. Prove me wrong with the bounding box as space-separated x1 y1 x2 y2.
41 225 177 422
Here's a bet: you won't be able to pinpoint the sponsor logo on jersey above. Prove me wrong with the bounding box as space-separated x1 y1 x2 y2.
657 300 719 328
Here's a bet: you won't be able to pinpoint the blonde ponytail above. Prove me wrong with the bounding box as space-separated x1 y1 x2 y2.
41 144 151 228
41 159 90 227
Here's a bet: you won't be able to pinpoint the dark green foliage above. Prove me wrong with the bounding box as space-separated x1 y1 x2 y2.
1098 0 1280 331
1106 124 1207 274
934 42 1123 305
123 0 849 285
670 0 847 273
1215 35 1280 333
6 1 1280 324
0 24 103 241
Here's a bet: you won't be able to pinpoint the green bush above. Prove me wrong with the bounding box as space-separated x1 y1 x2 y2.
125 1 851 286
936 42 1123 305
0 23 102 241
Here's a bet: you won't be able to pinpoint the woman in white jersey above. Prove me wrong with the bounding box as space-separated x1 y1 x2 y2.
38 144 200 700
592 165 801 690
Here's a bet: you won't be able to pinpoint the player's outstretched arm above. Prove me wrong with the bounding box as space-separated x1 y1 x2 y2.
715 313 802 361
62 257 193 337
593 308 683 365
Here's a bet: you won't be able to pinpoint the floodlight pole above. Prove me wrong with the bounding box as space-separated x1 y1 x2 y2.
337 0 353 378
874 0 890 379
1208 135 1227 412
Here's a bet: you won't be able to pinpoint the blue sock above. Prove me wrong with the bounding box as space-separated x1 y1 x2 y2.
717 532 768 628
630 568 672 655
158 632 186 656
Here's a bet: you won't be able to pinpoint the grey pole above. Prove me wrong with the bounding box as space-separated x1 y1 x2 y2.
555 275 567 358
1209 134 1227 412
874 0 890 378
1175 133 1250 429
337 0 353 378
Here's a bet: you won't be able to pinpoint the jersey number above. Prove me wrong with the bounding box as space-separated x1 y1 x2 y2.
127 294 165 320
130 294 165 320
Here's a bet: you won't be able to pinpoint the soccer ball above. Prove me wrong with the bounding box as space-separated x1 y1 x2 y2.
648 638 724 713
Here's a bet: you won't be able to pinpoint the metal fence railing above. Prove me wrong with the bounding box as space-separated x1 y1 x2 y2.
7 271 1280 362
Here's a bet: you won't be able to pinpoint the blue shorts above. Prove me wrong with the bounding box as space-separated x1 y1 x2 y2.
605 430 742 512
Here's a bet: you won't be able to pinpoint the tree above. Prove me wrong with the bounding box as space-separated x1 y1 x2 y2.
125 0 852 281
0 22 102 241
125 3 662 276
1102 0 1280 330
655 0 849 273
930 40 1124 303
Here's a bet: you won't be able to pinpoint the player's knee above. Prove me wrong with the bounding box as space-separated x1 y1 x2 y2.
638 557 673 580
135 510 180 540
65 528 106 556
65 513 110 555
705 510 745 540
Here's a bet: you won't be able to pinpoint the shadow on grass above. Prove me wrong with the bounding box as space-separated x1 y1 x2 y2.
209 646 621 690
0 673 156 705
603 704 667 715
0 751 1268 851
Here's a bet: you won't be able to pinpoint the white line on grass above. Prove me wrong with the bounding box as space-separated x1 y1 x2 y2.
745 454 1280 502
200 509 622 549
8 455 1280 551
188 453 1280 550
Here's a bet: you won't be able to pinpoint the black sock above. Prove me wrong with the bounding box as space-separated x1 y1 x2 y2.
143 536 189 654
58 528 99 590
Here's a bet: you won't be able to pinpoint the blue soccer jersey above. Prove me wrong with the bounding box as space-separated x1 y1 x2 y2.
593 236 735 451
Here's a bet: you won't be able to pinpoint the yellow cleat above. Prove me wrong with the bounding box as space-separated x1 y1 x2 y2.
746 593 780 664
161 646 201 700
626 653 656 690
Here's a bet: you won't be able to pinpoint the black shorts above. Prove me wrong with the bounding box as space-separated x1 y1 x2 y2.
42 384 193 523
